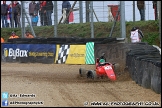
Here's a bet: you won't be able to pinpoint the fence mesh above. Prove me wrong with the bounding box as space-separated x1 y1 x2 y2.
2 1 158 27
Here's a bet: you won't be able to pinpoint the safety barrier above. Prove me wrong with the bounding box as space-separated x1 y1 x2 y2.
126 43 161 94
1 38 161 94
1 37 118 64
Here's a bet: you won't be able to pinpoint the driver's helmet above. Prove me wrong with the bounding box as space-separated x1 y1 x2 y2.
99 59 105 63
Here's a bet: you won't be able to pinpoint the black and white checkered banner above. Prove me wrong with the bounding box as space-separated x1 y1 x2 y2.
56 44 70 64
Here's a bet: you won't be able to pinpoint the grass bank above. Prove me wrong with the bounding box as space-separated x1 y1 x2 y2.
1 20 160 46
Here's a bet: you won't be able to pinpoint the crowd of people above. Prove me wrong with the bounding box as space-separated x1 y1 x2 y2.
1 1 72 42
1 1 71 28
1 1 145 43
136 1 158 21
1 1 21 28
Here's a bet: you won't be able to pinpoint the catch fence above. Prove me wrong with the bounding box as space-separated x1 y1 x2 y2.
2 1 158 35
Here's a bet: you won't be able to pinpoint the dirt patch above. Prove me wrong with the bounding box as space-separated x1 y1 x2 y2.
1 62 161 107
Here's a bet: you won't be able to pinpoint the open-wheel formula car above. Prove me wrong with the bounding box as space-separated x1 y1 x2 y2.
79 53 119 81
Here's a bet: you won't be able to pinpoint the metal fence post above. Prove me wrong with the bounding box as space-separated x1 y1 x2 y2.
21 1 25 38
120 1 126 39
79 1 83 23
54 1 58 37
90 1 94 38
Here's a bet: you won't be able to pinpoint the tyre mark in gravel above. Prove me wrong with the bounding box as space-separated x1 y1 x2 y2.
100 83 121 101
58 83 79 106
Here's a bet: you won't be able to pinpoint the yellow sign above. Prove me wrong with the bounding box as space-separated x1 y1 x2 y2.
66 45 86 64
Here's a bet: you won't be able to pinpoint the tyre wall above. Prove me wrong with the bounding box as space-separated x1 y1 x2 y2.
126 43 161 94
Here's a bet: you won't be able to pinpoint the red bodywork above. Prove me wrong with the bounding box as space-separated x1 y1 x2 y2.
95 58 116 81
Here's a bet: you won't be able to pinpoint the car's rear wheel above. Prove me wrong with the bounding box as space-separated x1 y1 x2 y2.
87 70 97 80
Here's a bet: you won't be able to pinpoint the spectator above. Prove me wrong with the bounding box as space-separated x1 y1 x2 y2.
24 30 34 38
12 1 16 27
6 12 10 27
153 1 158 20
33 2 39 26
29 1 37 26
130 27 144 43
1 1 8 28
32 14 38 26
62 1 71 24
39 1 48 26
35 1 40 13
9 31 19 39
12 1 21 28
45 1 53 26
1 37 5 43
8 3 13 28
137 1 145 21
37 1 41 25
35 1 40 26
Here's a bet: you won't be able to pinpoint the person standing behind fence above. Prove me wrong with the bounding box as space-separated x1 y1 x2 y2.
152 1 158 20
35 1 41 26
130 27 144 43
62 1 71 24
137 1 145 21
1 1 8 28
39 1 48 26
44 1 53 26
33 2 39 26
12 1 16 27
8 3 13 28
13 1 21 28
32 11 38 26
29 1 37 26
38 1 42 26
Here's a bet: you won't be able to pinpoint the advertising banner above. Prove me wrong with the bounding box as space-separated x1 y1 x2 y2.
65 45 86 64
55 44 86 64
1 44 56 63
55 44 70 64
86 42 95 64
27 44 56 64
1 43 18 62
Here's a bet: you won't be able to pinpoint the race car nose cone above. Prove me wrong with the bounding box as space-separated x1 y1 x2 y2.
109 74 116 81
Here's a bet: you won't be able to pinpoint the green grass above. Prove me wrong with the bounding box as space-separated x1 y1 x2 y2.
1 20 160 47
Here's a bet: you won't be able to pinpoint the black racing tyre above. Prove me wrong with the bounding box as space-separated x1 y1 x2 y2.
151 64 161 94
79 68 86 77
141 62 151 89
87 70 97 80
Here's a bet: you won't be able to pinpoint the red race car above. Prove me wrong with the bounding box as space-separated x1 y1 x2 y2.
79 53 118 81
